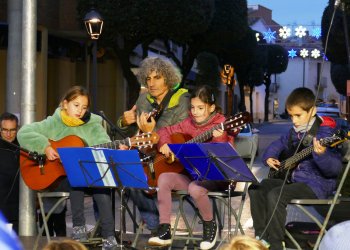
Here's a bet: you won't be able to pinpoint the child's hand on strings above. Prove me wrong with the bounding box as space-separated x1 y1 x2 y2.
213 129 224 138
313 138 326 155
266 157 280 170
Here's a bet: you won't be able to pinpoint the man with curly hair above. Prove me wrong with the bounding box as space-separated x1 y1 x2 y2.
117 56 190 234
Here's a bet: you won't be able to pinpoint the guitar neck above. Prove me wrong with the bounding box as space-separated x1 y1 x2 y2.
280 146 313 169
92 138 129 149
280 137 331 169
186 123 223 143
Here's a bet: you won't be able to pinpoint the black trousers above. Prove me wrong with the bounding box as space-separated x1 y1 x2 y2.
248 179 317 250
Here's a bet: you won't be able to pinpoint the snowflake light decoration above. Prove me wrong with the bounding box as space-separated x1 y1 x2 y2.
310 27 321 39
263 28 276 43
311 49 321 58
288 49 297 59
279 26 291 39
295 26 307 38
256 32 260 42
300 48 309 58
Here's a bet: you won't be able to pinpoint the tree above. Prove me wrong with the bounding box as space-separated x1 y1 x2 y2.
330 63 350 95
194 52 221 92
263 44 288 121
77 0 213 106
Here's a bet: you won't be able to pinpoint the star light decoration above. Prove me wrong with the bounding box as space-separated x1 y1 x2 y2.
311 49 321 58
310 27 322 39
300 48 309 58
261 25 324 60
295 25 307 38
279 26 291 39
288 49 297 59
263 28 276 43
256 32 260 42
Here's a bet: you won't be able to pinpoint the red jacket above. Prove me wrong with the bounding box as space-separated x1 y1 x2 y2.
157 112 234 149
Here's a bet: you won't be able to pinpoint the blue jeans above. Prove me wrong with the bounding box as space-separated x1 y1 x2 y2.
129 189 159 230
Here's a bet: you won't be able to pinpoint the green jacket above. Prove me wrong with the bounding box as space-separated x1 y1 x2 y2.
117 88 190 137
17 108 110 154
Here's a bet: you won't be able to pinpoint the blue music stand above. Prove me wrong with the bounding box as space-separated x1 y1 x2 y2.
57 147 149 249
57 147 149 189
168 142 257 183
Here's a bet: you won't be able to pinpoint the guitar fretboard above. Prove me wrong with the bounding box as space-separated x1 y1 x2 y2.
187 123 224 143
92 138 130 149
280 136 339 170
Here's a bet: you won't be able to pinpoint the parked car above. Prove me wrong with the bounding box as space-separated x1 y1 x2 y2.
316 103 349 131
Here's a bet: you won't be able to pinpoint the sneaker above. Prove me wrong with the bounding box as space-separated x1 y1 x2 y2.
200 219 218 250
148 223 172 246
72 226 88 242
102 236 118 250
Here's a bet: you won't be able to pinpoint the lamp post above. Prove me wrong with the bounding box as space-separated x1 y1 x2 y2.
300 48 308 88
84 9 103 112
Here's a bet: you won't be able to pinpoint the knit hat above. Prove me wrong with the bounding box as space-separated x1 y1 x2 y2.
319 220 350 250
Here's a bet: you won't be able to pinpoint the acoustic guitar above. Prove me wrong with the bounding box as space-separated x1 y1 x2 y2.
20 132 159 191
143 111 251 189
268 130 347 182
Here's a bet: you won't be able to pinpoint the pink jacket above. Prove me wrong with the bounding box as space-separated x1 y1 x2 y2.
157 112 234 149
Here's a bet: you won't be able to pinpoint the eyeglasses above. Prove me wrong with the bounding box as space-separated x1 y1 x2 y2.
1 128 17 133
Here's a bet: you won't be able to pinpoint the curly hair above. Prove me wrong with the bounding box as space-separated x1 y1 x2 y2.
136 57 182 89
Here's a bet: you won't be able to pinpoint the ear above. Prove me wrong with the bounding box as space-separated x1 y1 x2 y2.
209 104 216 113
310 106 317 117
62 100 68 110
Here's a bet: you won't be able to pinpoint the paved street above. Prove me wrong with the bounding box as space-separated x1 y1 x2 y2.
22 119 293 249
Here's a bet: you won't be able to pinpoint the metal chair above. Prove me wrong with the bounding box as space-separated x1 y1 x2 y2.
34 191 102 250
170 133 258 249
285 160 350 250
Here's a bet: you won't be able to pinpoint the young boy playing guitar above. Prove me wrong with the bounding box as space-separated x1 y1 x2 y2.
248 87 343 250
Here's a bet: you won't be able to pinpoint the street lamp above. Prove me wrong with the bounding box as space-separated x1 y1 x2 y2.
84 9 103 112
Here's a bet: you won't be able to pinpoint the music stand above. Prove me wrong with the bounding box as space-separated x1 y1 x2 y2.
58 147 150 249
168 142 257 240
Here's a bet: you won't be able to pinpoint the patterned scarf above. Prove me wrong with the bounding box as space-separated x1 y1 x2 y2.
60 110 85 127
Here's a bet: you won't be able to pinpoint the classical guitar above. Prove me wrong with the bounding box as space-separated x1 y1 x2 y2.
268 130 347 181
143 111 251 188
20 132 159 191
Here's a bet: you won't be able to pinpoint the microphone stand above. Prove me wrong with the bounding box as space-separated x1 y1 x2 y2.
98 111 127 139
0 137 46 172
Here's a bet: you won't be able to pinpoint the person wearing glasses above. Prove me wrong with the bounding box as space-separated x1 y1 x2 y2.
0 112 20 233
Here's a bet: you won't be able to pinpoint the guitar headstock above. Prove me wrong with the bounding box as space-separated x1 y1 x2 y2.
321 129 349 147
224 111 252 133
130 132 160 149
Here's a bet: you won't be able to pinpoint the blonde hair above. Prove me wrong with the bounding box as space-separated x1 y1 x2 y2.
220 235 268 250
42 239 88 250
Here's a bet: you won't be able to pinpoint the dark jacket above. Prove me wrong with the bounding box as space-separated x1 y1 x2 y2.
117 88 190 137
0 138 19 232
262 116 343 198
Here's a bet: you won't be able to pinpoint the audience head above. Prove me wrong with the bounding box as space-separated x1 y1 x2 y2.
42 239 88 250
319 220 350 250
0 112 19 143
220 235 268 250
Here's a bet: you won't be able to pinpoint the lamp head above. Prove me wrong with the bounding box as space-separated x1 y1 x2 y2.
84 9 103 39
